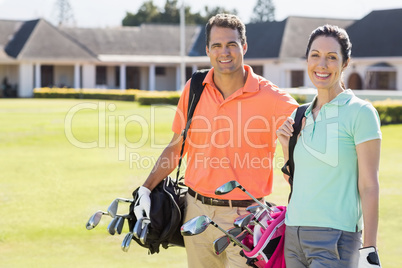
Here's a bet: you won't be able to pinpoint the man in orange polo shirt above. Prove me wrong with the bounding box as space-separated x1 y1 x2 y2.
134 14 298 267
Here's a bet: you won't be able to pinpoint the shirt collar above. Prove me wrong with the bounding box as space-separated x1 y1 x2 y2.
306 89 354 115
203 65 260 93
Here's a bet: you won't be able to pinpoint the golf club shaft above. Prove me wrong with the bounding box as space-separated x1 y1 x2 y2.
211 221 251 251
238 185 272 213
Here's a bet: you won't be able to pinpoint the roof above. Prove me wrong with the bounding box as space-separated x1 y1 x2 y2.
0 9 401 63
0 20 24 47
188 16 355 59
61 24 201 56
346 9 402 57
4 19 97 61
0 19 24 61
279 16 355 59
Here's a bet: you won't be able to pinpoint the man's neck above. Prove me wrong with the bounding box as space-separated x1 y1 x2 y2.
213 68 247 99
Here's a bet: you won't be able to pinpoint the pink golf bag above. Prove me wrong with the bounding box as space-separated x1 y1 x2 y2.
240 206 287 268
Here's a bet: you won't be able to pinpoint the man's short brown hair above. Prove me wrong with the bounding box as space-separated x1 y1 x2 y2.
205 14 246 47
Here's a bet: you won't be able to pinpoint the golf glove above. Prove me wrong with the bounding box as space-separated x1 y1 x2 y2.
358 246 381 267
133 186 151 220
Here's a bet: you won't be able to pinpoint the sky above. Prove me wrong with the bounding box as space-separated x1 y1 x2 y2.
0 0 401 28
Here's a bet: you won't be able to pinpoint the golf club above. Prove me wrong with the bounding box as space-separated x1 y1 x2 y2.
181 215 250 251
139 221 150 244
121 232 134 252
107 217 119 235
114 216 125 235
86 210 108 230
234 213 255 235
212 227 242 255
134 217 150 239
246 204 263 215
215 181 273 217
107 198 133 218
236 229 249 242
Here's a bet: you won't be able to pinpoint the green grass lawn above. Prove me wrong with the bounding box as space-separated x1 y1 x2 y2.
0 99 400 267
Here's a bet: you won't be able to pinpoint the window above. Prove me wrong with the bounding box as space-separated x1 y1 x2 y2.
155 67 166 76
115 66 120 87
366 71 396 90
348 73 363 90
96 66 107 85
365 63 397 90
250 65 263 76
291 71 304 88
41 65 54 87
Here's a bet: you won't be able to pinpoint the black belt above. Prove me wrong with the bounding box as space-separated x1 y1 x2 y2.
187 188 261 207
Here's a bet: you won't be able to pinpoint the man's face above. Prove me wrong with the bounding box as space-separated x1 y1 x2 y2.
206 26 247 76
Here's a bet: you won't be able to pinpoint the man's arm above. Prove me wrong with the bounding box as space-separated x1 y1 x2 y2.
142 131 183 191
133 131 183 219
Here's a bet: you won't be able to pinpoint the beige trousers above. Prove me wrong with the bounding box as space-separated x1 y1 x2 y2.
183 194 249 268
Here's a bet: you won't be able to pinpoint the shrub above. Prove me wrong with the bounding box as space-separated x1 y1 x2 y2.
372 99 402 125
290 94 308 104
136 91 181 105
33 88 139 101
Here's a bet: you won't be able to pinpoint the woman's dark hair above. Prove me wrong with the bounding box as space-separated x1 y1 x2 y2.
306 24 352 65
205 14 246 47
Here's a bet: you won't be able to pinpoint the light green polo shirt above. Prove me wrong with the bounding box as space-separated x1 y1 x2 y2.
285 89 382 232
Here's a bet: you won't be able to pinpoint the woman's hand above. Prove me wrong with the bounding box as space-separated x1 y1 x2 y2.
276 117 295 148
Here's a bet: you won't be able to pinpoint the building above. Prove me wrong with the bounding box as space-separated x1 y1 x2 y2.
1 8 402 98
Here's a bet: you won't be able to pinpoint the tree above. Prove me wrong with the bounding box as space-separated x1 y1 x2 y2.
53 0 75 26
122 1 160 26
250 0 275 23
122 0 238 26
203 6 238 21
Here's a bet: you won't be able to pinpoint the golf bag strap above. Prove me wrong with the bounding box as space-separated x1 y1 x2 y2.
281 103 309 200
176 69 209 182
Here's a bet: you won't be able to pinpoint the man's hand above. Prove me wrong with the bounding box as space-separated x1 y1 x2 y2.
359 247 381 267
133 186 151 220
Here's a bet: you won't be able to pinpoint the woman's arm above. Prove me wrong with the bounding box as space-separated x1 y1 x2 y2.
356 138 381 247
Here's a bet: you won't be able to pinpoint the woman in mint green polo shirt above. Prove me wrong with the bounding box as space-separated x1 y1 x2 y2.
277 25 382 267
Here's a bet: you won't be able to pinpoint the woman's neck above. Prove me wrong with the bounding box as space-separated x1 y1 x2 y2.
315 86 344 110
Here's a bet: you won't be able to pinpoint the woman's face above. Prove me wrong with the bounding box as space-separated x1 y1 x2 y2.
307 36 347 91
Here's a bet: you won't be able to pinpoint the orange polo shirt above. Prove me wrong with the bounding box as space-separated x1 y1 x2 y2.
172 65 298 200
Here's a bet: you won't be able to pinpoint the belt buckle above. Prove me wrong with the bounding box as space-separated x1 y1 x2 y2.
201 195 214 206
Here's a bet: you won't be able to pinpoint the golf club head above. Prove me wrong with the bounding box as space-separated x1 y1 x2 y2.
234 213 254 228
236 229 249 242
246 205 263 215
139 222 149 244
213 227 242 255
215 180 240 195
227 226 242 237
114 216 125 235
107 217 119 235
133 217 150 239
86 211 107 230
107 199 119 218
181 215 212 236
121 232 133 252
213 235 231 255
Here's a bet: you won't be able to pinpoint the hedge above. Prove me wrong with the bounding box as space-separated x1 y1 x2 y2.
33 88 139 101
136 92 181 105
372 99 402 125
33 88 402 124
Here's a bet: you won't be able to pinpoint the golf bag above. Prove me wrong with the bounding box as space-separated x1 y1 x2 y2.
128 176 187 254
240 206 287 268
127 69 209 254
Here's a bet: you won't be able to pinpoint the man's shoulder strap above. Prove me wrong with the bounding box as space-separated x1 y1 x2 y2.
176 69 208 182
187 69 209 124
